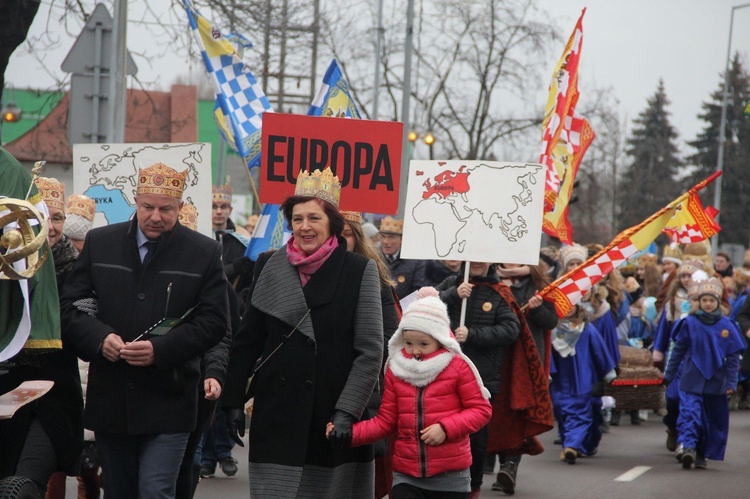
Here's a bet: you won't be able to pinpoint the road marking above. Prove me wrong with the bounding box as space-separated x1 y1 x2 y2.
614 466 652 482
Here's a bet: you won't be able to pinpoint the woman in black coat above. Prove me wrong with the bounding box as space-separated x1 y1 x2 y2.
222 183 384 499
436 262 520 497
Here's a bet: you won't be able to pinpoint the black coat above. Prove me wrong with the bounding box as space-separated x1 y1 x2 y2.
60 219 227 435
734 296 750 372
222 240 383 498
386 255 428 299
507 276 558 361
437 274 520 394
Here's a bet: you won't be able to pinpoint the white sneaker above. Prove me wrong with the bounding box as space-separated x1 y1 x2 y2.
675 443 684 462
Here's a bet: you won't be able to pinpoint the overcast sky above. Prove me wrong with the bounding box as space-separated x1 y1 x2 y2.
6 0 750 157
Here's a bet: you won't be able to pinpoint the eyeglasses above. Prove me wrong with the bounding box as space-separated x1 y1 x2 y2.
49 215 66 226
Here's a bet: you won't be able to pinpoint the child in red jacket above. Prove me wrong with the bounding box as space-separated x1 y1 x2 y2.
328 287 492 498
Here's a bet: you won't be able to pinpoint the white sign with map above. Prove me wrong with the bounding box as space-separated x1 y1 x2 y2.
401 160 545 265
73 143 213 237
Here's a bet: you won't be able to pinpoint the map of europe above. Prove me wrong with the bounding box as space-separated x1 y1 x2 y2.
408 162 544 260
73 143 211 233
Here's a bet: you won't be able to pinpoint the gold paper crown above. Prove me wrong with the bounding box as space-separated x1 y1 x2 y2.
697 277 723 300
294 167 341 208
687 280 701 299
678 259 704 276
379 216 403 235
638 253 658 266
137 163 187 199
66 194 96 222
212 184 232 204
341 211 362 224
179 203 199 231
35 177 65 211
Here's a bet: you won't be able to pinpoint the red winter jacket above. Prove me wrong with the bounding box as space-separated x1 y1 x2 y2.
352 348 492 477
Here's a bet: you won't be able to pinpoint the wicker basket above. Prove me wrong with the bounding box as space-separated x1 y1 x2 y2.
604 365 663 412
618 345 652 367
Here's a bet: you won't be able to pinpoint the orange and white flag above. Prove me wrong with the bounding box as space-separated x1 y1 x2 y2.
540 9 585 211
662 192 720 243
540 172 722 317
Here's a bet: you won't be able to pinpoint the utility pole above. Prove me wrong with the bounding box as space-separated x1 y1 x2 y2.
397 0 415 218
107 0 128 142
372 0 384 120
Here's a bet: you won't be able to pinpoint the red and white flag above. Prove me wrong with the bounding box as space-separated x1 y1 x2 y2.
540 9 586 211
662 192 720 243
540 172 722 317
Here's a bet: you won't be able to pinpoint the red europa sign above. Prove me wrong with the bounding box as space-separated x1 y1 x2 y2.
260 113 403 214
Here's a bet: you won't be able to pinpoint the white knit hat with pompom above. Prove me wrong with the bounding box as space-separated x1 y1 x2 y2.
388 287 490 399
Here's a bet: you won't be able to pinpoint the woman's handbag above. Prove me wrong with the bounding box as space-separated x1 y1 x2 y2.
244 308 311 400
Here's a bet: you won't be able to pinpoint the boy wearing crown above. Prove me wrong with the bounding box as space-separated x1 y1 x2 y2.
379 216 428 300
663 277 745 470
60 162 227 499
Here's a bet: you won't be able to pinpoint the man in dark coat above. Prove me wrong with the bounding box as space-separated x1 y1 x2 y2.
211 184 252 293
61 162 227 499
379 216 428 299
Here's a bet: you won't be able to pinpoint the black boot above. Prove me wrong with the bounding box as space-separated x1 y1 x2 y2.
492 458 519 495
610 410 622 426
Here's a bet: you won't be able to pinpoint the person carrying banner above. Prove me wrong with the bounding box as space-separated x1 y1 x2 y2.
550 303 617 464
60 162 227 499
379 217 428 300
488 262 557 495
222 167 383 499
435 262 520 498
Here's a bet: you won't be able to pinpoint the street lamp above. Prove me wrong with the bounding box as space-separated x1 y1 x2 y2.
424 132 435 160
712 2 750 254
1 102 22 123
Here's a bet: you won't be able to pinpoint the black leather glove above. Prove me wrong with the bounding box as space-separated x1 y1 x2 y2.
226 407 246 447
232 256 254 275
329 410 355 449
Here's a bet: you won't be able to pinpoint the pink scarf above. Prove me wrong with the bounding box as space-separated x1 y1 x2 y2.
286 235 339 286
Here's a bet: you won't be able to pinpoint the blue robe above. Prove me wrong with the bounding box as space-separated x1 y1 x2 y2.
664 314 744 460
591 311 621 364
550 323 617 455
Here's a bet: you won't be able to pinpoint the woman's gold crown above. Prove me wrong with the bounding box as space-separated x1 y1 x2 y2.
294 167 341 208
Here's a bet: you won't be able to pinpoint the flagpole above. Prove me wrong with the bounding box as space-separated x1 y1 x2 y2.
538 171 722 300
459 262 471 328
240 156 263 214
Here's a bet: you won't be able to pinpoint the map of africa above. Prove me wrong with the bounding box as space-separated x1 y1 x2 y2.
73 143 213 236
401 161 545 265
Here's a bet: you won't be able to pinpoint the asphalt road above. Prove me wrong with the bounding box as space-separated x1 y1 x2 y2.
64 409 750 498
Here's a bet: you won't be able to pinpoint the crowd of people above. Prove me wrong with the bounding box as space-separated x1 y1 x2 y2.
2 145 750 498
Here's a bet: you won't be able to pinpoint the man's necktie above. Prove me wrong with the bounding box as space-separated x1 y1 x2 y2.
142 241 159 266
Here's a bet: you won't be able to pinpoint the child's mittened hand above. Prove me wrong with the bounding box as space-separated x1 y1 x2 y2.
420 424 446 446
325 422 334 439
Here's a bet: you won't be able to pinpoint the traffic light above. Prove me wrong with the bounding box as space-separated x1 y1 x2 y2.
2 102 22 123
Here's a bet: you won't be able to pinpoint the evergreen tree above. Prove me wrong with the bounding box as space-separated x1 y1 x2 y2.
688 54 750 246
617 79 684 231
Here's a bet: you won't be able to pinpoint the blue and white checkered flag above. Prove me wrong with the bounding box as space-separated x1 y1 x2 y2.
245 204 292 261
184 1 273 167
307 59 361 118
